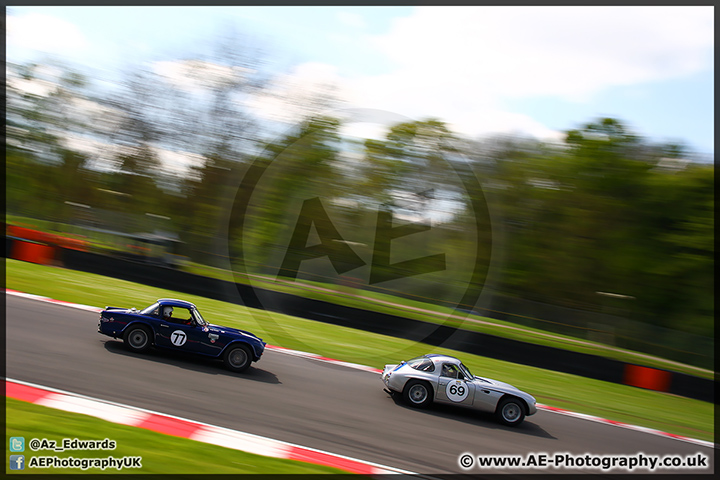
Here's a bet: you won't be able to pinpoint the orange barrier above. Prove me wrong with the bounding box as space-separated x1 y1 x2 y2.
6 225 87 251
12 240 56 265
624 364 671 392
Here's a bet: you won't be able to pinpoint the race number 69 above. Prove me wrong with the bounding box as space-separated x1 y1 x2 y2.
446 380 469 402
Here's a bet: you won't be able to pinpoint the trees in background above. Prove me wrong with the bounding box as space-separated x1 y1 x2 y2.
480 118 713 337
5 57 713 341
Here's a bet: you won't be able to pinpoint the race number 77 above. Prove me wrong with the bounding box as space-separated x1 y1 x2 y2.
171 330 187 346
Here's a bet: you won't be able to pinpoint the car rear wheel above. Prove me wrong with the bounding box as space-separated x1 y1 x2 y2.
403 380 433 408
496 397 526 426
223 344 252 373
124 325 152 353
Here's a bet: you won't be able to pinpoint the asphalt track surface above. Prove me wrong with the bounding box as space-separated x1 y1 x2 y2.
7 295 714 475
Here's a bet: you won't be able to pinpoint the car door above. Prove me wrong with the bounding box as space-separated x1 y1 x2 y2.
155 307 214 355
435 363 475 406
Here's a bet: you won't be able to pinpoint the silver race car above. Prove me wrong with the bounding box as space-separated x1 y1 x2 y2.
382 354 537 426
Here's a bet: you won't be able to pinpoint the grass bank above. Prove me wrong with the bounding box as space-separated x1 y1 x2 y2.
189 262 713 378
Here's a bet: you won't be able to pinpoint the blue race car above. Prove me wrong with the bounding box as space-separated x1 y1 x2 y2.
98 298 265 373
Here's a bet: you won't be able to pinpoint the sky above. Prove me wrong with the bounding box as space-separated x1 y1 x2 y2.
5 6 715 157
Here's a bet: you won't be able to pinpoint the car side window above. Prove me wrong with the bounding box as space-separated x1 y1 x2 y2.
407 357 435 372
171 308 194 325
441 364 460 379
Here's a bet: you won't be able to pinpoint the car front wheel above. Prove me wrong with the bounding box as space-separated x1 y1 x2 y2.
403 380 433 408
496 397 526 426
123 325 152 353
223 344 252 373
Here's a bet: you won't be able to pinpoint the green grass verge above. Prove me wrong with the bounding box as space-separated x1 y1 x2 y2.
5 398 345 474
5 259 715 443
186 262 713 378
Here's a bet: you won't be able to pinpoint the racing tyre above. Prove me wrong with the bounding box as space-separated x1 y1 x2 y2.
496 396 526 426
223 344 252 373
123 325 152 353
403 380 433 408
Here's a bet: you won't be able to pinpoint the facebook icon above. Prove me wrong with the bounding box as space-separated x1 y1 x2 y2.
10 455 25 470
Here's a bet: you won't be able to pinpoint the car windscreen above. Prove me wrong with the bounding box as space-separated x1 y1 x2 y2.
407 356 435 372
458 362 474 379
192 308 208 326
140 302 160 315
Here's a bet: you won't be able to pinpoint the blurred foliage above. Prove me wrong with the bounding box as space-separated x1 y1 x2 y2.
5 58 714 346
477 120 713 339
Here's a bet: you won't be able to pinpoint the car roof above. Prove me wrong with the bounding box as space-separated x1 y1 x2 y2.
157 298 196 309
424 354 461 364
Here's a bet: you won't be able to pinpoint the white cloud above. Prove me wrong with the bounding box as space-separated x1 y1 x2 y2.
446 109 566 144
370 6 712 101
155 148 205 176
7 13 88 54
248 62 348 124
8 76 56 97
335 6 713 142
153 60 252 94
336 109 411 141
61 133 205 177
340 122 389 141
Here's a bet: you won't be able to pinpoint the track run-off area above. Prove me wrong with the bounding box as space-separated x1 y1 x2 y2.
5 290 714 475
